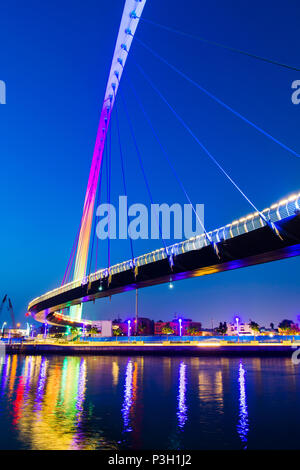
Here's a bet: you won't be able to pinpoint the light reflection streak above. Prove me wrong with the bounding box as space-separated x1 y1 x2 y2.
177 361 187 430
13 357 91 449
23 356 33 402
35 357 48 411
112 361 119 387
75 358 86 419
8 355 17 397
122 360 134 432
237 361 249 448
1 355 11 397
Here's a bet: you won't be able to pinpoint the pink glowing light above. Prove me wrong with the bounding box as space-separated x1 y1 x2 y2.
70 0 147 321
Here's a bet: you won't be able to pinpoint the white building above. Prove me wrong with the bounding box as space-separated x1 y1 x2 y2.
227 322 253 335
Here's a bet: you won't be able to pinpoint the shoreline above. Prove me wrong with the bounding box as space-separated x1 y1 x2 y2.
5 342 299 356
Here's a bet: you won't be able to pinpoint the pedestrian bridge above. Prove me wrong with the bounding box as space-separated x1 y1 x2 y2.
28 192 300 326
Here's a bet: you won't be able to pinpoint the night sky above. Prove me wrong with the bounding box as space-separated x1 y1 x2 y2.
0 0 299 328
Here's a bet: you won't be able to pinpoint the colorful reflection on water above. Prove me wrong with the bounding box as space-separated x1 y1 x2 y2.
0 355 299 449
237 361 249 448
177 361 187 430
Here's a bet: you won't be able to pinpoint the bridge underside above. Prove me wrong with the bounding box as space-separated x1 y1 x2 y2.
30 214 300 326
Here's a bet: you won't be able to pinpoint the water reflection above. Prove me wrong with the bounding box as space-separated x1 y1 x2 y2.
122 360 134 432
0 355 106 449
0 355 299 450
177 362 187 430
122 360 138 434
237 361 249 448
112 361 119 387
35 357 47 410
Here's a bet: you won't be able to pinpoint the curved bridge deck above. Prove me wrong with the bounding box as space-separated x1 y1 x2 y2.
28 193 300 325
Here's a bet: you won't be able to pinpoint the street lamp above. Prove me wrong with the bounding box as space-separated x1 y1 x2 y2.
127 320 131 340
234 316 240 341
179 318 183 338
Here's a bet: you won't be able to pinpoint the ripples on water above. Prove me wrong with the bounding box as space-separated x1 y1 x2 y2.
0 354 299 450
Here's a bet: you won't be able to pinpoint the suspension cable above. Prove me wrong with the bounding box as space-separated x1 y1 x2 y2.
126 74 218 252
88 152 104 275
114 98 135 260
64 125 107 284
94 139 105 273
136 17 300 73
62 171 98 285
134 37 299 159
107 109 112 269
62 220 81 285
133 60 275 230
120 88 169 256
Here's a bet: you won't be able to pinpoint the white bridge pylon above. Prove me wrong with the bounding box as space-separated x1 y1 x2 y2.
70 0 148 321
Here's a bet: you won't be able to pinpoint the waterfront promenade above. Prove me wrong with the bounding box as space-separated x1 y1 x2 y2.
5 338 299 356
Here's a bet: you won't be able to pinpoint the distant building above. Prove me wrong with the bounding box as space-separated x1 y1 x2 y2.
113 317 154 336
2 328 27 338
136 317 154 335
227 322 253 335
200 329 214 337
154 321 169 335
154 318 202 336
259 327 278 336
278 322 300 335
91 320 112 337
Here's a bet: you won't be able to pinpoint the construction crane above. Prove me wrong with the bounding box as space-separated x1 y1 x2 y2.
0 295 7 316
0 295 16 329
8 298 16 329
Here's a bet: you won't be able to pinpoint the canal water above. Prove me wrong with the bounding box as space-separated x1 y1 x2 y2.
0 354 299 450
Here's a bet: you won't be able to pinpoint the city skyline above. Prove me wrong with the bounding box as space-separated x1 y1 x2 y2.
0 0 299 327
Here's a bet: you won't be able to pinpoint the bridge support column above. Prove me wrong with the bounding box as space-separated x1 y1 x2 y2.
69 0 147 322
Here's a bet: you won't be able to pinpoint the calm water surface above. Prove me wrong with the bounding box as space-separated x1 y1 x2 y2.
0 354 299 450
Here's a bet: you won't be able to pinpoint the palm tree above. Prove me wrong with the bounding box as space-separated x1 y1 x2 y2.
162 323 174 337
249 321 260 338
89 327 99 336
215 322 227 337
186 327 201 336
113 327 122 337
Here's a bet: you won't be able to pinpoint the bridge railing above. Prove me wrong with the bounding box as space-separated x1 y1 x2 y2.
28 192 300 310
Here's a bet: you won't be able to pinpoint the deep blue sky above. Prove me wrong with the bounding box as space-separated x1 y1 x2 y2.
0 0 299 327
